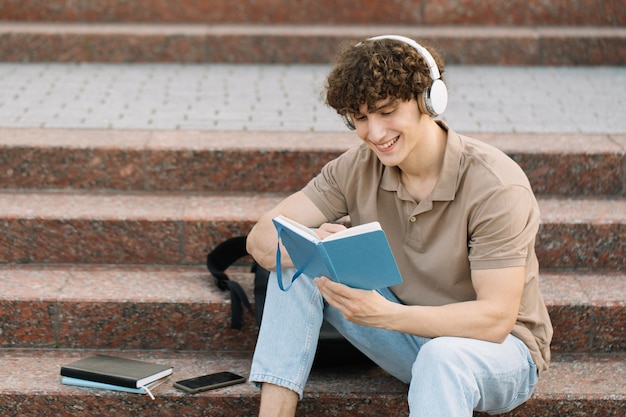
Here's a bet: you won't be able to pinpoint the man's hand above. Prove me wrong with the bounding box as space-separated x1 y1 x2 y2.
314 277 397 329
246 191 328 270
314 223 347 240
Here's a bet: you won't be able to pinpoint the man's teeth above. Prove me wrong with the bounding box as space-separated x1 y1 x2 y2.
378 137 398 149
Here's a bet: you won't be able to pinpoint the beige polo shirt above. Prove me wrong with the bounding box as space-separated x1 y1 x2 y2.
302 123 553 374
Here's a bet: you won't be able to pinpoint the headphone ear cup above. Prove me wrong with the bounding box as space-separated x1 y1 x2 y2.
342 113 356 130
422 79 448 116
417 90 430 115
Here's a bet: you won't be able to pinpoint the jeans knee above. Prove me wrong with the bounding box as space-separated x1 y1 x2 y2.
412 337 481 401
409 338 481 416
414 337 471 374
410 336 537 416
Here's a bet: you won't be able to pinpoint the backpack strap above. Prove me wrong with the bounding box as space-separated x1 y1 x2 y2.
206 236 254 329
251 262 270 327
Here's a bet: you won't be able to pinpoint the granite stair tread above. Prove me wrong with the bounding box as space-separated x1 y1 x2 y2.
0 190 282 222
1 22 624 65
3 0 623 25
0 191 624 268
2 191 625 222
1 129 625 196
0 264 624 353
0 348 624 416
0 265 260 351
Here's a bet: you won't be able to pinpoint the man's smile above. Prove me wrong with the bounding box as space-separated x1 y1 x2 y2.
375 136 399 151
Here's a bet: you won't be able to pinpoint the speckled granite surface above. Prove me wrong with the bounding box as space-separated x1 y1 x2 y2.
0 191 623 268
1 130 624 195
1 265 624 354
0 129 350 193
0 349 623 417
1 23 624 65
1 130 624 268
1 0 623 25
1 0 625 65
0 0 624 413
0 265 259 350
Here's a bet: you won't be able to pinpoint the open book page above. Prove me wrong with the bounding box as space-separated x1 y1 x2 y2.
273 215 320 243
322 221 382 241
273 215 381 243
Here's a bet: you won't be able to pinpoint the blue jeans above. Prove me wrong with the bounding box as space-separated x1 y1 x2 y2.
250 269 538 416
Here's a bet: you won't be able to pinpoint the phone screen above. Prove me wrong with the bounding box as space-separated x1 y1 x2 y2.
174 372 246 393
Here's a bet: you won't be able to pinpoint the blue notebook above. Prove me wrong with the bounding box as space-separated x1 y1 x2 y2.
62 376 170 399
272 215 403 291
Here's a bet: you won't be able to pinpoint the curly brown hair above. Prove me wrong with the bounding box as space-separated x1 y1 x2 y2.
325 38 445 116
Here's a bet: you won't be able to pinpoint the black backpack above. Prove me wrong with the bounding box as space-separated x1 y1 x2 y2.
206 235 372 367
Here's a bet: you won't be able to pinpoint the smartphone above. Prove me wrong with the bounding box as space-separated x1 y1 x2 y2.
173 371 246 394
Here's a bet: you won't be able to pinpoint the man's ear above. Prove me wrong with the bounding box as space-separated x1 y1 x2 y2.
416 92 428 116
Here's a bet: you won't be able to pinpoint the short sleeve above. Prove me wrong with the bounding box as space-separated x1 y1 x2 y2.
302 149 355 221
468 185 540 270
302 145 384 224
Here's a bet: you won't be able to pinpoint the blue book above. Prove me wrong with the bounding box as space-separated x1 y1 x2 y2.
62 376 170 399
272 215 403 291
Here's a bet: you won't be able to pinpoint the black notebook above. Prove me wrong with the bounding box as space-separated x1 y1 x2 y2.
60 355 173 388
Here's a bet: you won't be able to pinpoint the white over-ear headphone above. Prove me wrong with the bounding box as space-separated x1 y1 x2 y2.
342 35 448 130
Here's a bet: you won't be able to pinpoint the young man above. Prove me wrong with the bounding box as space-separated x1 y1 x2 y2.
246 35 553 416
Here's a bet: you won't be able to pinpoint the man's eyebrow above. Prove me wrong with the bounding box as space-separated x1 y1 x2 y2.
354 99 398 116
373 99 398 111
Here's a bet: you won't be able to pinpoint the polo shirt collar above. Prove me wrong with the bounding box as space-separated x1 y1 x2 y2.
380 121 461 202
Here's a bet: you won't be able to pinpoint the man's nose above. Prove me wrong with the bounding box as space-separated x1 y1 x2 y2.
365 117 386 142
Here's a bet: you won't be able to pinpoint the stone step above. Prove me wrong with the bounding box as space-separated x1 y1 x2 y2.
0 265 623 354
1 129 624 197
0 191 624 269
0 349 624 417
1 23 624 65
0 265 259 352
2 0 623 25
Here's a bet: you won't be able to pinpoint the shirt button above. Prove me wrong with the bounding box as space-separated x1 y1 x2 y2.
410 216 417 223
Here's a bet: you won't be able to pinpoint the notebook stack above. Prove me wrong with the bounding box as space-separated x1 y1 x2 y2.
60 355 173 399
